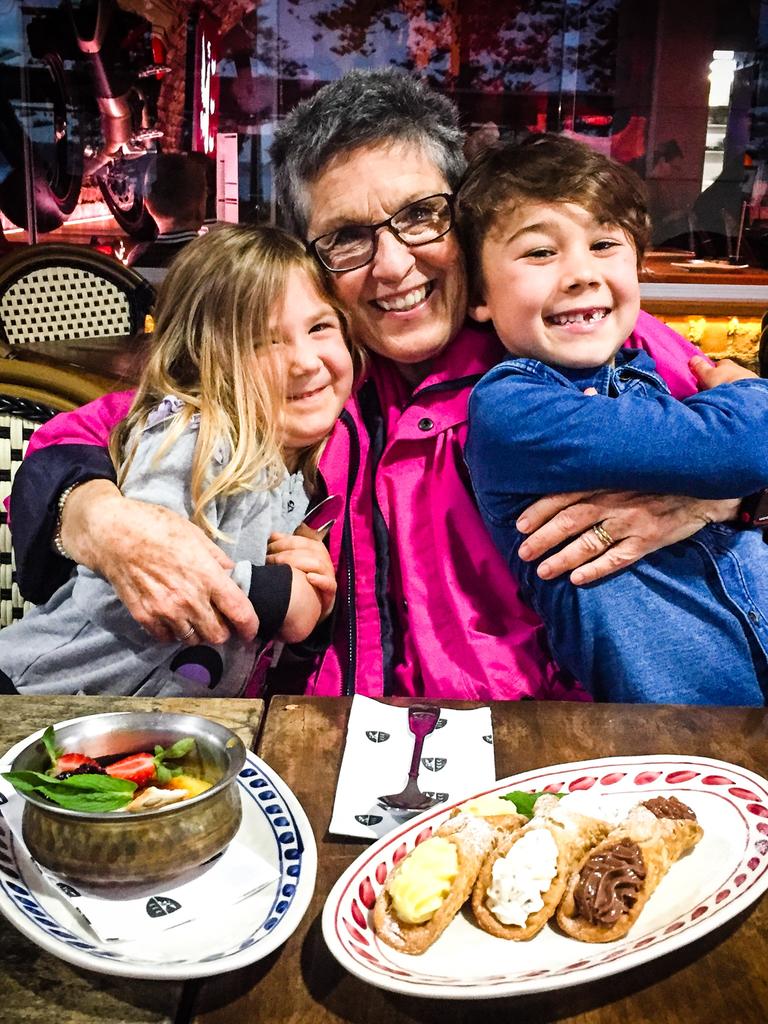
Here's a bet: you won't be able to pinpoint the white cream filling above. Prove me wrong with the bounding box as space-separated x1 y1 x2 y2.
551 792 624 827
486 827 558 926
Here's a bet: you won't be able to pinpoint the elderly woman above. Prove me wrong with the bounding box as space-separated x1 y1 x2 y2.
9 69 739 700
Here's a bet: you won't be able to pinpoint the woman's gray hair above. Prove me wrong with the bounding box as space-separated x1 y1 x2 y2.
270 68 466 238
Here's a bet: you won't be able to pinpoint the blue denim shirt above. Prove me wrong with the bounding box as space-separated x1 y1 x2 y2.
466 350 768 705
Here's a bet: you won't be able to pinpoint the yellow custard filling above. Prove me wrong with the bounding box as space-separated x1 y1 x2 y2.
389 837 459 924
460 794 516 817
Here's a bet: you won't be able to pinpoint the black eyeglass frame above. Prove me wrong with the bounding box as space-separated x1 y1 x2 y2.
307 193 455 274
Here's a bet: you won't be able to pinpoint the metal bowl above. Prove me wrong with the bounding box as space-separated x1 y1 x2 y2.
10 711 246 887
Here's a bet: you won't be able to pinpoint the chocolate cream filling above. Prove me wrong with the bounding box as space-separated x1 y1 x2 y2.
573 841 646 926
641 795 697 820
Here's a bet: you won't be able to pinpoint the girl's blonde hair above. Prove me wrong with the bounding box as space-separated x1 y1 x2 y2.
110 224 358 539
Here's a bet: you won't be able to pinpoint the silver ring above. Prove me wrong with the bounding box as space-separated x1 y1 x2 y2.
592 522 615 547
177 625 196 642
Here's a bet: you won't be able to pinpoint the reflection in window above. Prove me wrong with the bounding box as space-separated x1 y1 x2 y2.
1 0 768 268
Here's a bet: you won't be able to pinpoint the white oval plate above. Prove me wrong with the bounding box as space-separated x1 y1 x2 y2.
0 719 316 980
322 754 768 999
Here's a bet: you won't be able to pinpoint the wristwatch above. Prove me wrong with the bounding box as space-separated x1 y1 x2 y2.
52 482 83 560
737 488 768 533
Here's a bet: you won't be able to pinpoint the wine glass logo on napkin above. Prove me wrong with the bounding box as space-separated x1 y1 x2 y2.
329 695 495 840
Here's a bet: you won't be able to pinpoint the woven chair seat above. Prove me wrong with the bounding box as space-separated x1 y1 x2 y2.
0 397 59 627
0 359 118 630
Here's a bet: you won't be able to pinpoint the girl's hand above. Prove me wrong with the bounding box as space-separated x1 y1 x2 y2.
266 532 337 620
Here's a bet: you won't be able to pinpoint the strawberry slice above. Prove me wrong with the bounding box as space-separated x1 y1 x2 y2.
106 753 157 787
53 752 102 777
105 737 196 788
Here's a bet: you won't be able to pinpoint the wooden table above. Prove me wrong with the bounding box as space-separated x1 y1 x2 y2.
189 697 768 1024
0 696 264 1024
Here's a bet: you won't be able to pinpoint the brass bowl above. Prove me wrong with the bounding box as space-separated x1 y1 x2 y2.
10 711 246 887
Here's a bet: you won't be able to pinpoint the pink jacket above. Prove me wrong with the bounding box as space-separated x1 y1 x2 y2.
22 312 702 700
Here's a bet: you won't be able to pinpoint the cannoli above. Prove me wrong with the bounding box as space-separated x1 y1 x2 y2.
372 812 497 954
458 793 528 834
556 795 703 943
471 794 612 940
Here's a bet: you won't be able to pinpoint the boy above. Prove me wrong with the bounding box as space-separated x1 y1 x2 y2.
460 134 768 704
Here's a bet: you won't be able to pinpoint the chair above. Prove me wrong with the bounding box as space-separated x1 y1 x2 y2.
0 243 154 347
0 359 114 628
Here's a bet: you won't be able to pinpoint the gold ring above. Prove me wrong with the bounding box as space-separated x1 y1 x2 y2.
592 522 615 547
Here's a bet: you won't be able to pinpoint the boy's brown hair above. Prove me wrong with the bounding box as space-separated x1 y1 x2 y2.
455 133 650 300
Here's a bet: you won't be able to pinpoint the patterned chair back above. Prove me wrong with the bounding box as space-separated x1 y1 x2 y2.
0 396 58 626
0 360 116 628
0 244 154 346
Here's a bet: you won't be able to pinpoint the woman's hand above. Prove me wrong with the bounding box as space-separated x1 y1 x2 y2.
61 480 259 644
516 489 740 585
266 531 337 621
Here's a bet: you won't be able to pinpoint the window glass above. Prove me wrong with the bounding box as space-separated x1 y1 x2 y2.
0 0 765 270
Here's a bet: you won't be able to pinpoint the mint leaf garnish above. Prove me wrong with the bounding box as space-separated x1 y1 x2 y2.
158 738 195 762
501 790 564 818
2 770 136 812
41 726 59 768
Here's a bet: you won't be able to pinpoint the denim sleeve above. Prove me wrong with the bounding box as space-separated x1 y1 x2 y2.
467 370 768 517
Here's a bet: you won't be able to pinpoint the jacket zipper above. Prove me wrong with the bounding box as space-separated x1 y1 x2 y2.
339 409 360 696
358 380 396 695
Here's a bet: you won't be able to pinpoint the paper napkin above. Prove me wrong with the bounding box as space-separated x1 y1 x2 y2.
0 782 278 943
329 695 495 840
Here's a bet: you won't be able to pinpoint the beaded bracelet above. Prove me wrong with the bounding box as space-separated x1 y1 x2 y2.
52 482 83 560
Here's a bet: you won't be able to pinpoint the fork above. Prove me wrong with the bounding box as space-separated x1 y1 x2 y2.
377 703 441 812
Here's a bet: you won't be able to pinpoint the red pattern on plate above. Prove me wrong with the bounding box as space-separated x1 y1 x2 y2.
747 804 768 818
665 922 685 934
716 890 730 904
757 823 768 835
350 900 367 930
392 843 408 864
375 862 388 884
735 874 747 886
359 878 376 909
600 772 626 785
748 857 760 870
691 906 708 920
702 775 733 785
415 827 433 846
344 920 369 944
568 776 597 791
756 840 768 856
543 782 564 793
665 771 698 783
728 788 761 801
634 771 662 784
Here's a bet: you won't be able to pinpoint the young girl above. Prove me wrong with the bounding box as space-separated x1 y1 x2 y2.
0 224 358 696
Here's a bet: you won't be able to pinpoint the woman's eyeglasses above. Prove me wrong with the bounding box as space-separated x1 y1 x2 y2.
308 193 454 273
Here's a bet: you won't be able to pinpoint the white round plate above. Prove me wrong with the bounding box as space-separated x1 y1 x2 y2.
322 754 768 999
0 719 316 980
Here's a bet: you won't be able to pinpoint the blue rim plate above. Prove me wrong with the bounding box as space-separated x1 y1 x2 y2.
0 717 317 980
